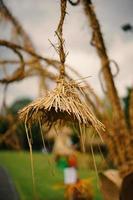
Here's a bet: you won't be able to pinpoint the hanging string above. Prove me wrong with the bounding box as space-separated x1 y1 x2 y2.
90 134 99 187
38 119 55 176
38 119 47 153
55 0 67 79
25 122 37 200
79 123 86 153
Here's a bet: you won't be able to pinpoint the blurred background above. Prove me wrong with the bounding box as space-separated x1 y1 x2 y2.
0 0 133 105
0 0 133 200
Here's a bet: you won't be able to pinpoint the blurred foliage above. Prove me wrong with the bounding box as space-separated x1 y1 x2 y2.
9 98 32 115
122 87 132 128
0 116 9 134
0 98 46 151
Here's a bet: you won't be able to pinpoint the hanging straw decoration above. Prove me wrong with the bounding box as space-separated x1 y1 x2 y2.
19 0 105 136
18 1 105 194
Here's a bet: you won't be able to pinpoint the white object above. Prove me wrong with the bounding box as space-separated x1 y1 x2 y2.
64 167 77 184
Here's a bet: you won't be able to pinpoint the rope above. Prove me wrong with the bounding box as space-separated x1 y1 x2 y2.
55 0 67 79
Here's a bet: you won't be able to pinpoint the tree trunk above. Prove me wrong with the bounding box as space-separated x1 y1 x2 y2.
129 89 133 131
82 0 133 178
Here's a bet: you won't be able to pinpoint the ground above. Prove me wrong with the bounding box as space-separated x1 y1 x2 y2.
0 151 103 200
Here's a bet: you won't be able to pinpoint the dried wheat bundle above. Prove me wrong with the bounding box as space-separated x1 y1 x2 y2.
19 0 105 136
19 78 105 133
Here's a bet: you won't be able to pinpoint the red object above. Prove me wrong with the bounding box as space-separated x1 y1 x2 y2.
68 155 77 167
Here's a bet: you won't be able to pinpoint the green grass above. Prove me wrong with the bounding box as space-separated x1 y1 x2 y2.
0 151 103 200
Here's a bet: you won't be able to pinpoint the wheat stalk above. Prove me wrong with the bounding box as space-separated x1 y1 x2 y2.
19 79 105 134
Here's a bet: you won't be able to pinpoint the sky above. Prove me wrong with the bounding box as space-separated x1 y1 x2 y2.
0 0 133 107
